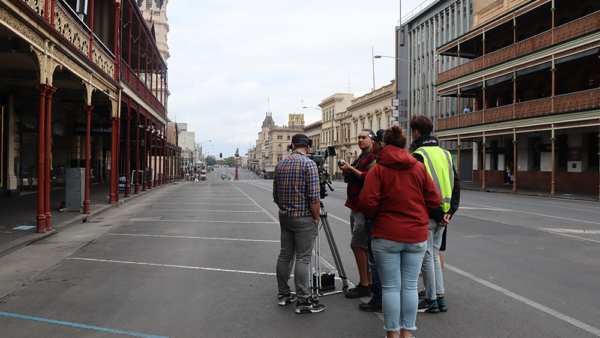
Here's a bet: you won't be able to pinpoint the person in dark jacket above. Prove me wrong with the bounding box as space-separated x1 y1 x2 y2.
359 126 441 338
408 115 460 314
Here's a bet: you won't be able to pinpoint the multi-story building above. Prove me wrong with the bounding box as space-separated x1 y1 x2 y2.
434 0 600 196
0 0 181 232
254 113 304 178
397 0 475 180
139 0 169 107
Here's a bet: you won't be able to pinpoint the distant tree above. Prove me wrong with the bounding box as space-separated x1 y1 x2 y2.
224 156 236 167
206 155 217 166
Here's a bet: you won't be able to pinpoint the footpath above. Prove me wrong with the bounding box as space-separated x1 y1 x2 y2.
0 182 175 258
461 181 599 202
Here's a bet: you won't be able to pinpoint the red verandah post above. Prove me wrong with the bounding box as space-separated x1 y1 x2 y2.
35 84 49 233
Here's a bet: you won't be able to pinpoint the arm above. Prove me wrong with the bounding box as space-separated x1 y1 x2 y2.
272 167 278 204
310 202 320 223
421 167 442 214
447 164 461 217
358 166 380 218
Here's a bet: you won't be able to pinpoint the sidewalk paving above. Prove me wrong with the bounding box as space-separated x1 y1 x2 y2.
0 182 174 258
461 181 599 202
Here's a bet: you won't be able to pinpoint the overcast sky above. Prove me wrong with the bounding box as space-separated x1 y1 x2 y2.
168 0 425 158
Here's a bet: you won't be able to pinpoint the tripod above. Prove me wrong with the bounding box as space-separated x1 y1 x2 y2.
309 201 349 297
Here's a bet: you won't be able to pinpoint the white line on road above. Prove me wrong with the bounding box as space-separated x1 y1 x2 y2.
67 258 276 276
128 219 277 224
541 229 600 234
446 264 600 337
107 233 279 242
233 184 279 223
161 203 256 205
461 202 600 225
160 198 248 200
145 210 263 213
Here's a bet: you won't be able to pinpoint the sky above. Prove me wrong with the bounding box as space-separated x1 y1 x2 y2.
167 0 426 158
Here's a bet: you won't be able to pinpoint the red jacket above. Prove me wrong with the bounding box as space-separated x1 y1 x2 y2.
358 145 441 243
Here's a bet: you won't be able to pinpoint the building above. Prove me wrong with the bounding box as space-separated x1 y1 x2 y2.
254 113 304 178
304 120 323 151
396 0 475 179
0 0 182 233
178 125 196 169
434 0 600 197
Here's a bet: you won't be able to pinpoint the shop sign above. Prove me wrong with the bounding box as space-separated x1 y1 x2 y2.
537 143 561 152
118 175 126 191
21 114 38 130
73 124 113 136
53 120 66 137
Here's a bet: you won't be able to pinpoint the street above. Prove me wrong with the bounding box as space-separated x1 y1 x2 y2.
1 169 599 337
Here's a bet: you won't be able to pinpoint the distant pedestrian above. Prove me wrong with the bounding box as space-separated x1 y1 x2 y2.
408 114 460 315
273 134 324 314
462 104 471 114
359 126 441 338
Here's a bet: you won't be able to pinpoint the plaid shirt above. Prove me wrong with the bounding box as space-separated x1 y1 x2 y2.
273 150 320 218
345 150 376 211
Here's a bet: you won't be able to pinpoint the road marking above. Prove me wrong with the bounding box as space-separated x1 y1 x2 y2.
462 202 600 226
146 210 263 213
128 219 277 224
541 229 600 234
445 264 600 337
108 233 279 242
0 311 168 338
233 184 279 223
68 258 276 276
458 207 506 211
160 198 247 200
161 203 256 205
239 182 351 224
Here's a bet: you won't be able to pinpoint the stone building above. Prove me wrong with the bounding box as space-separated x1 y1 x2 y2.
435 0 600 197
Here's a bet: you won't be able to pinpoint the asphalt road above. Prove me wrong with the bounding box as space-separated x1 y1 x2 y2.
1 168 599 337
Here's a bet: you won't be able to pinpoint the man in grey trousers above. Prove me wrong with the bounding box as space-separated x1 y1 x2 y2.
273 134 325 314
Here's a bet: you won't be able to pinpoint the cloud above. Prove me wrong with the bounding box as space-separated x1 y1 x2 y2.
167 0 424 157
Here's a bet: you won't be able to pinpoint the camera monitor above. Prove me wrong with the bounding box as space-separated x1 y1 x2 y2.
326 146 337 157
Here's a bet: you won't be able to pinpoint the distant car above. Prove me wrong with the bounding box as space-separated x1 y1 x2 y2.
200 173 206 181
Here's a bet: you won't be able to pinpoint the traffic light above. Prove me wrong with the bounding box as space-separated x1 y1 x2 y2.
220 153 222 158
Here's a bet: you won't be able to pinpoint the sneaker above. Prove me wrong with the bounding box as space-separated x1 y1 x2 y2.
277 293 297 306
345 283 371 298
359 298 382 312
295 298 325 314
437 295 447 312
417 299 439 314
418 289 426 298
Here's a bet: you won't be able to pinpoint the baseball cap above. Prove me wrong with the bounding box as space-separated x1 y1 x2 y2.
291 134 311 146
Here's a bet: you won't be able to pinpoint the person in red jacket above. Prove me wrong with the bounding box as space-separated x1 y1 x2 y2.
358 126 441 338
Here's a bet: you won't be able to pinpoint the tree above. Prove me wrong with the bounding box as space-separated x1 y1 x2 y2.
206 155 217 166
224 156 236 167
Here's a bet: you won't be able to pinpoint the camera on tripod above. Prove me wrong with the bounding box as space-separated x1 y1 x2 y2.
287 143 337 199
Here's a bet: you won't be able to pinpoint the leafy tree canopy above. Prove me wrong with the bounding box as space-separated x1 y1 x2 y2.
206 155 217 166
224 156 236 166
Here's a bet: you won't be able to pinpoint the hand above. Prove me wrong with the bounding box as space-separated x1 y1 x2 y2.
339 161 352 172
440 213 451 226
313 217 320 223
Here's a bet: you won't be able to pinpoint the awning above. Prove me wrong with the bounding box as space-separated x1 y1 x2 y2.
461 81 483 92
486 73 513 87
516 61 551 77
440 89 458 97
555 47 599 65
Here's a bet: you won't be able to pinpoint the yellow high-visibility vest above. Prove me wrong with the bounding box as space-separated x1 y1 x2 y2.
412 146 454 212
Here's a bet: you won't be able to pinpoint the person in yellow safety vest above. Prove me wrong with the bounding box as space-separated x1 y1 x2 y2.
407 115 460 315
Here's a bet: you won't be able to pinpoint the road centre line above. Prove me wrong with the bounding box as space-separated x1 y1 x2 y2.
160 198 248 200
108 233 279 242
129 219 277 224
0 311 168 338
161 203 255 205
240 182 351 225
145 210 263 213
68 257 276 276
233 184 279 223
445 264 600 337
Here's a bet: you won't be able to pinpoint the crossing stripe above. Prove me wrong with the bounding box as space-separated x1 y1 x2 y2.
0 311 168 338
108 233 279 242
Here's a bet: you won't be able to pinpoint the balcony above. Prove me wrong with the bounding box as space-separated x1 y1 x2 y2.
437 89 600 131
438 11 600 84
121 64 166 116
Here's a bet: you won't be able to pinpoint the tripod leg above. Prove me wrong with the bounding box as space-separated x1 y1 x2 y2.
321 216 349 289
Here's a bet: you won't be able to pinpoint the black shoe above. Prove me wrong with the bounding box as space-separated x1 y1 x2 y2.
295 298 325 314
417 299 439 314
359 298 382 312
345 283 371 298
418 289 426 298
277 293 297 306
437 295 448 312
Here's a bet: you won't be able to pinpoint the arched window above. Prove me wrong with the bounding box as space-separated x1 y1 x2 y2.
278 144 282 152
369 120 372 130
287 135 290 140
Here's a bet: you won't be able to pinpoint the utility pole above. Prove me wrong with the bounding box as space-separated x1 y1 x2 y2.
234 148 239 180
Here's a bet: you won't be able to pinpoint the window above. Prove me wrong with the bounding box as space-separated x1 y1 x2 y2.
378 118 381 130
362 122 365 129
287 135 290 140
146 0 152 9
586 72 595 89
369 120 372 130
387 115 390 127
355 124 357 137
278 144 282 152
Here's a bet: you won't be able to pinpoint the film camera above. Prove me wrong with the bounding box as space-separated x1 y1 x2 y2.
287 142 337 199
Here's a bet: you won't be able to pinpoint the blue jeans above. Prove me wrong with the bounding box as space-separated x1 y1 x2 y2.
422 219 446 300
364 219 382 303
372 238 427 332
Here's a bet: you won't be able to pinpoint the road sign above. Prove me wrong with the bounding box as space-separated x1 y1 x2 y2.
392 110 399 117
392 99 400 107
392 120 400 126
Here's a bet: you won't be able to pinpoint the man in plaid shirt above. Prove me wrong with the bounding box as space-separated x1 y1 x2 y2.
338 129 376 299
273 134 324 314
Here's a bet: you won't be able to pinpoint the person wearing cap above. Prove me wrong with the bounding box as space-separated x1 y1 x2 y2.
273 133 325 314
360 129 385 312
338 129 376 298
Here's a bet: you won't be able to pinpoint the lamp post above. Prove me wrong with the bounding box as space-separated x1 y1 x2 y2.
234 148 240 180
